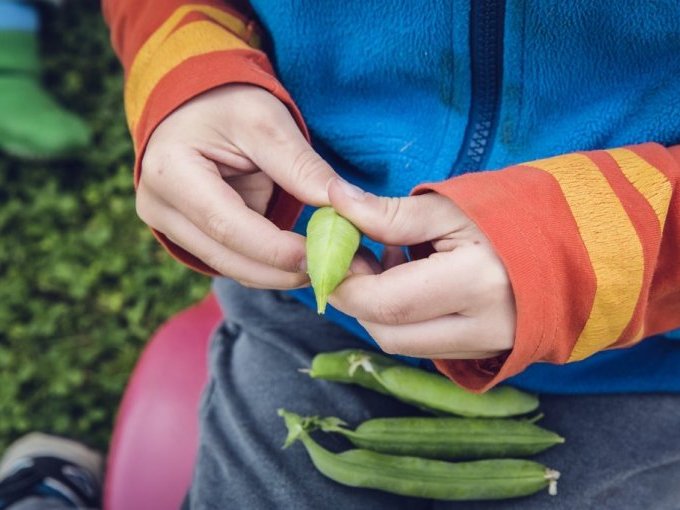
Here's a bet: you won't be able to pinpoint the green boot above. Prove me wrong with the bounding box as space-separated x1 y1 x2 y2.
0 30 91 159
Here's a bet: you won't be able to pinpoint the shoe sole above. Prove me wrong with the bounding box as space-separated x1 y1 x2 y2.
0 432 103 483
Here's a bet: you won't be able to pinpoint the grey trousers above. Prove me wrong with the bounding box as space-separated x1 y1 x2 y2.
182 278 680 510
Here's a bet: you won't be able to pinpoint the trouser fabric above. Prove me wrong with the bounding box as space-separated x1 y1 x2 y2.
184 278 680 510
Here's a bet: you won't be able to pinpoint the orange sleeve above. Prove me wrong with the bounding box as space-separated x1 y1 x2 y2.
102 0 305 275
413 143 680 392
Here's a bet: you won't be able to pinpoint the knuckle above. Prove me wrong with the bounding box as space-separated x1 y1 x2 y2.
135 193 155 227
263 240 298 271
370 297 411 325
376 337 400 355
204 212 235 243
280 272 308 290
376 198 404 241
140 151 171 185
263 242 285 268
204 253 234 277
289 148 326 187
251 107 287 143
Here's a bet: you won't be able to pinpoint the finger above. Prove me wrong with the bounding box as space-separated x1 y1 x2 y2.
349 245 382 276
143 150 307 273
141 201 310 290
328 178 467 245
226 172 274 216
199 144 260 174
360 315 512 358
381 245 407 270
426 351 502 360
330 248 509 325
243 114 337 206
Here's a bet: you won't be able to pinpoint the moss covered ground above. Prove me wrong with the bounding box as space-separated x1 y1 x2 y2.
0 3 210 451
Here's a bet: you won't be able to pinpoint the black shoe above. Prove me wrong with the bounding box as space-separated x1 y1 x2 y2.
0 433 102 509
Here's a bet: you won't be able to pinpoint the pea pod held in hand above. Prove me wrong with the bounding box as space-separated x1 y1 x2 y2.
315 415 565 460
306 207 361 314
279 409 560 500
306 350 539 417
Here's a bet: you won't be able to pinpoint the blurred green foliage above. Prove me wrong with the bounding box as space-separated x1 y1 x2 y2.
0 4 210 451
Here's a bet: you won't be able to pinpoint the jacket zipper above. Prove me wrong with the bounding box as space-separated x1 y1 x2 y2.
449 0 506 175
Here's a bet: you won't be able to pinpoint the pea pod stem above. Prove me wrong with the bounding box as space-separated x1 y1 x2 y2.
279 409 560 501
308 349 399 395
308 350 539 418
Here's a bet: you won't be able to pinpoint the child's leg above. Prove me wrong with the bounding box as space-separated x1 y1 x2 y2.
188 278 680 509
184 278 430 510
431 394 680 509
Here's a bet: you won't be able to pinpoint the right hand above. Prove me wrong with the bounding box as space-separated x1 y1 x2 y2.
137 84 338 289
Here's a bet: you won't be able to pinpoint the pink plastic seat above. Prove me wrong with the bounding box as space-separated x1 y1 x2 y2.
104 294 222 510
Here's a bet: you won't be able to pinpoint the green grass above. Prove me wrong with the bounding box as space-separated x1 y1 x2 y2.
0 4 210 451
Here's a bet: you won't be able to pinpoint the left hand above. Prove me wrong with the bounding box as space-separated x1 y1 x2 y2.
327 178 516 360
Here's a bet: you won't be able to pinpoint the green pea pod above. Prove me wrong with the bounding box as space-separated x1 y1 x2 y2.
316 415 565 460
306 350 539 418
279 409 560 501
306 207 361 314
306 349 401 395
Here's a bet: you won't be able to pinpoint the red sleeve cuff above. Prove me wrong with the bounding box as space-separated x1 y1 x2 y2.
132 50 305 275
412 168 576 391
412 143 680 392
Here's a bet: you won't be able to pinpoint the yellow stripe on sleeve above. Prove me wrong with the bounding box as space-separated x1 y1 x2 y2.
125 5 259 133
526 154 644 362
606 148 672 230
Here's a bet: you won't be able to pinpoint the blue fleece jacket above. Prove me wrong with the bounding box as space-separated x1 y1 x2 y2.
249 0 680 394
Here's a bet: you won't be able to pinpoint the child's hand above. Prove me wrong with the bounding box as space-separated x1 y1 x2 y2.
327 178 516 360
137 85 337 289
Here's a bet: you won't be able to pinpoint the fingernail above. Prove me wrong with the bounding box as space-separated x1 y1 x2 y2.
298 258 308 273
337 178 366 201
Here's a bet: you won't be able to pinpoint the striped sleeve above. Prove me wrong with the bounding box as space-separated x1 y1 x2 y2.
414 143 680 392
102 0 305 274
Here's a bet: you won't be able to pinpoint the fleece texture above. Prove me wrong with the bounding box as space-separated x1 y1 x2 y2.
250 0 680 394
104 0 680 394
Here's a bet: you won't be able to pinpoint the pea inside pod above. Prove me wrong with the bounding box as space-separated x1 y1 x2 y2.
279 409 560 501
314 415 565 460
306 349 539 418
306 207 361 314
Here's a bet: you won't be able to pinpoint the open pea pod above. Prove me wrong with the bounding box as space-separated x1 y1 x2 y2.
306 207 361 314
306 349 401 395
306 350 539 418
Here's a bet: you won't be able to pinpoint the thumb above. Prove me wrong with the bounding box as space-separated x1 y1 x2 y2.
328 178 464 245
243 111 338 206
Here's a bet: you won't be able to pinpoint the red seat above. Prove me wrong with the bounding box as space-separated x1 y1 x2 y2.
104 294 222 510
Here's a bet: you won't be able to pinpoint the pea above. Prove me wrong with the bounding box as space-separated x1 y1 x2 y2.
279 409 560 500
306 207 361 314
315 415 565 459
306 350 539 418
